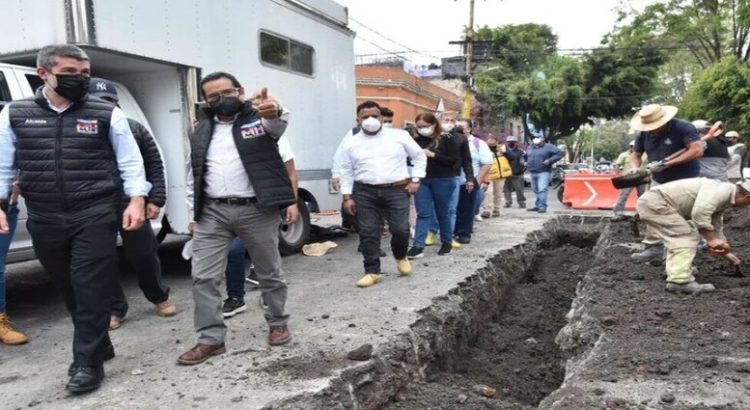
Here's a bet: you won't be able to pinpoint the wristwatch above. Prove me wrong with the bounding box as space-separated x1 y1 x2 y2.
411 178 421 183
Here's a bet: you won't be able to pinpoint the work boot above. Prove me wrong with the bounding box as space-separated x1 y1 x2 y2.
631 244 664 263
396 259 412 276
451 239 462 249
665 281 715 295
356 273 383 288
424 231 437 246
0 313 28 345
177 343 226 365
155 299 177 317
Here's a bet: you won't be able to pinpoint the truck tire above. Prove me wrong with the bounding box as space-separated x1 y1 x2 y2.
278 199 311 256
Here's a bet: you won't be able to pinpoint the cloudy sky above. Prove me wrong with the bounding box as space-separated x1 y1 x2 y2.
335 0 648 65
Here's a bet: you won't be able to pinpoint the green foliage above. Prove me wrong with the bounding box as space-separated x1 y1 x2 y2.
474 22 666 143
562 120 633 163
681 55 750 133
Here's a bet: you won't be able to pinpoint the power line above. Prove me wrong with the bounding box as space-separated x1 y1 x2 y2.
349 16 442 60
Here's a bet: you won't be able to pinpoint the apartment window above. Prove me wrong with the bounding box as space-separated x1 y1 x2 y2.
260 31 315 76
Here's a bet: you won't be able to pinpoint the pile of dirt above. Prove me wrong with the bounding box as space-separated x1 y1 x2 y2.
384 241 599 409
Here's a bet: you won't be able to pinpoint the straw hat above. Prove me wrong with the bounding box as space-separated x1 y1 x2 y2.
630 104 678 132
691 119 724 138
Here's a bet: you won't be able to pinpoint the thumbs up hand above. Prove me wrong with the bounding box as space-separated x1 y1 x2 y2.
256 87 280 119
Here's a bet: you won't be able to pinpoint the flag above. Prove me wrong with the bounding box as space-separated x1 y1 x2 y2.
435 98 445 119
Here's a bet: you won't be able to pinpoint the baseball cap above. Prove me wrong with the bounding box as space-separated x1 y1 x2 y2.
506 136 518 142
88 77 119 103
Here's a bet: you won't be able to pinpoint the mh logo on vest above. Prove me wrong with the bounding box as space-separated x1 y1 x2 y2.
76 119 99 134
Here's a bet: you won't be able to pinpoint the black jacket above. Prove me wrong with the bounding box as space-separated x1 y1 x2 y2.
189 103 295 222
503 147 527 176
8 88 120 214
450 130 475 182
127 119 166 207
415 133 461 178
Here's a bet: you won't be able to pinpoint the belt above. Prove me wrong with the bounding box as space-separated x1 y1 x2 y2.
355 179 410 189
207 197 257 205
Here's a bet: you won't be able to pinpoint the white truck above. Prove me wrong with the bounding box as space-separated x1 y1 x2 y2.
0 0 355 263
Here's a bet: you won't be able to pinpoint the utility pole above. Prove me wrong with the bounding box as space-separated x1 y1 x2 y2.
462 0 475 119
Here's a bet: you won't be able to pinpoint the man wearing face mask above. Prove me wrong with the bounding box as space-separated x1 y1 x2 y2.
501 136 527 208
526 135 563 213
0 44 150 393
381 107 395 128
338 101 426 287
180 72 295 365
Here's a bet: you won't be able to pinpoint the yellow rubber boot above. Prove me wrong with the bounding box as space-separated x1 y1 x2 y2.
0 313 28 345
425 232 437 246
396 259 412 276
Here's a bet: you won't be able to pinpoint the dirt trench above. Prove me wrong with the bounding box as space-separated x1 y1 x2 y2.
270 210 750 410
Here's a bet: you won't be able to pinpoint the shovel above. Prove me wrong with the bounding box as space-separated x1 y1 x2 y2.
725 252 744 277
611 121 724 189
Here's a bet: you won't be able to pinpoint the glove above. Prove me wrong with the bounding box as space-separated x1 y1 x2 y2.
646 160 667 174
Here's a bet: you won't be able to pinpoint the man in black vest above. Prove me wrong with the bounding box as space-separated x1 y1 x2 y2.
178 72 296 366
0 44 150 393
87 78 176 330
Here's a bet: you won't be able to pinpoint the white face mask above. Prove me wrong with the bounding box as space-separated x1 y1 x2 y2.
418 126 435 136
442 122 455 132
532 137 543 145
383 123 393 128
361 117 382 134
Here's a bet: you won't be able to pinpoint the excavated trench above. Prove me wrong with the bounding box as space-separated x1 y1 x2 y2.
271 216 610 410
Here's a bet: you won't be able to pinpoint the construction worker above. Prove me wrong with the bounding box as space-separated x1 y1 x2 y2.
692 120 729 182
637 178 750 294
726 131 747 183
612 141 647 220
629 104 704 262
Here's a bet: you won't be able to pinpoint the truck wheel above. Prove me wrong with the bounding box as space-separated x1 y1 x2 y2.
278 199 311 256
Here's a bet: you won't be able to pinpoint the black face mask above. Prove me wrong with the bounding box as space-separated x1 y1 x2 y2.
209 96 244 117
52 74 90 102
489 145 497 152
508 143 517 149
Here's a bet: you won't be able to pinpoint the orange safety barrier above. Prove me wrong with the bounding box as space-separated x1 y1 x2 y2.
561 172 639 211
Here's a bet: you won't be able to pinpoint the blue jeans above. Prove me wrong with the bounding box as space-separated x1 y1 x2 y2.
225 237 246 300
0 205 19 313
474 188 485 216
530 172 551 210
415 177 459 247
455 184 481 239
429 177 460 235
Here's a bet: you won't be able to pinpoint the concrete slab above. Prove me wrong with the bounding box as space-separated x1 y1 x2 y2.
0 206 561 410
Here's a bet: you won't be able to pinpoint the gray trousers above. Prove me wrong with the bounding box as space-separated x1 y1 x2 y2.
192 200 288 345
503 175 526 205
613 184 646 215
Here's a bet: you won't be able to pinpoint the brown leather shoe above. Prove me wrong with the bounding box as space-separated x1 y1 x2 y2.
109 315 124 331
177 343 226 365
155 299 177 317
268 325 291 346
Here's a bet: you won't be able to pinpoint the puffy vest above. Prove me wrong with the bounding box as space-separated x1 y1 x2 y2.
8 89 120 214
189 104 295 222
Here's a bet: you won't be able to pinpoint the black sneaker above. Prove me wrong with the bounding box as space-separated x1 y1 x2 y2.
456 236 471 244
406 247 424 259
527 207 539 212
504 203 512 208
438 243 452 255
245 266 259 287
222 298 247 318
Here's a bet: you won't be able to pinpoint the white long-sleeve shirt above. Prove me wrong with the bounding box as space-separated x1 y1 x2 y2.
338 127 426 195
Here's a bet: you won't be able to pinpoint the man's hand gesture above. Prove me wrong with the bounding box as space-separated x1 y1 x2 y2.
257 88 279 120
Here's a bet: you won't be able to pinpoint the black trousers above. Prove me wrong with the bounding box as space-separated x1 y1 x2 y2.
503 175 526 205
111 222 169 318
352 183 410 273
27 206 118 367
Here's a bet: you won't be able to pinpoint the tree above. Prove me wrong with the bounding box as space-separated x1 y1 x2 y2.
614 0 750 68
680 55 750 133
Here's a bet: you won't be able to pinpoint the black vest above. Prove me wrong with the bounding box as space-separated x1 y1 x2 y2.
8 89 120 214
189 104 295 222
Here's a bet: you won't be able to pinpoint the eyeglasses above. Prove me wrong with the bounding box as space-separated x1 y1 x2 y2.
205 88 240 103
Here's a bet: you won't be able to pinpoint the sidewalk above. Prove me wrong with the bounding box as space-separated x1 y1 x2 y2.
0 206 555 409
